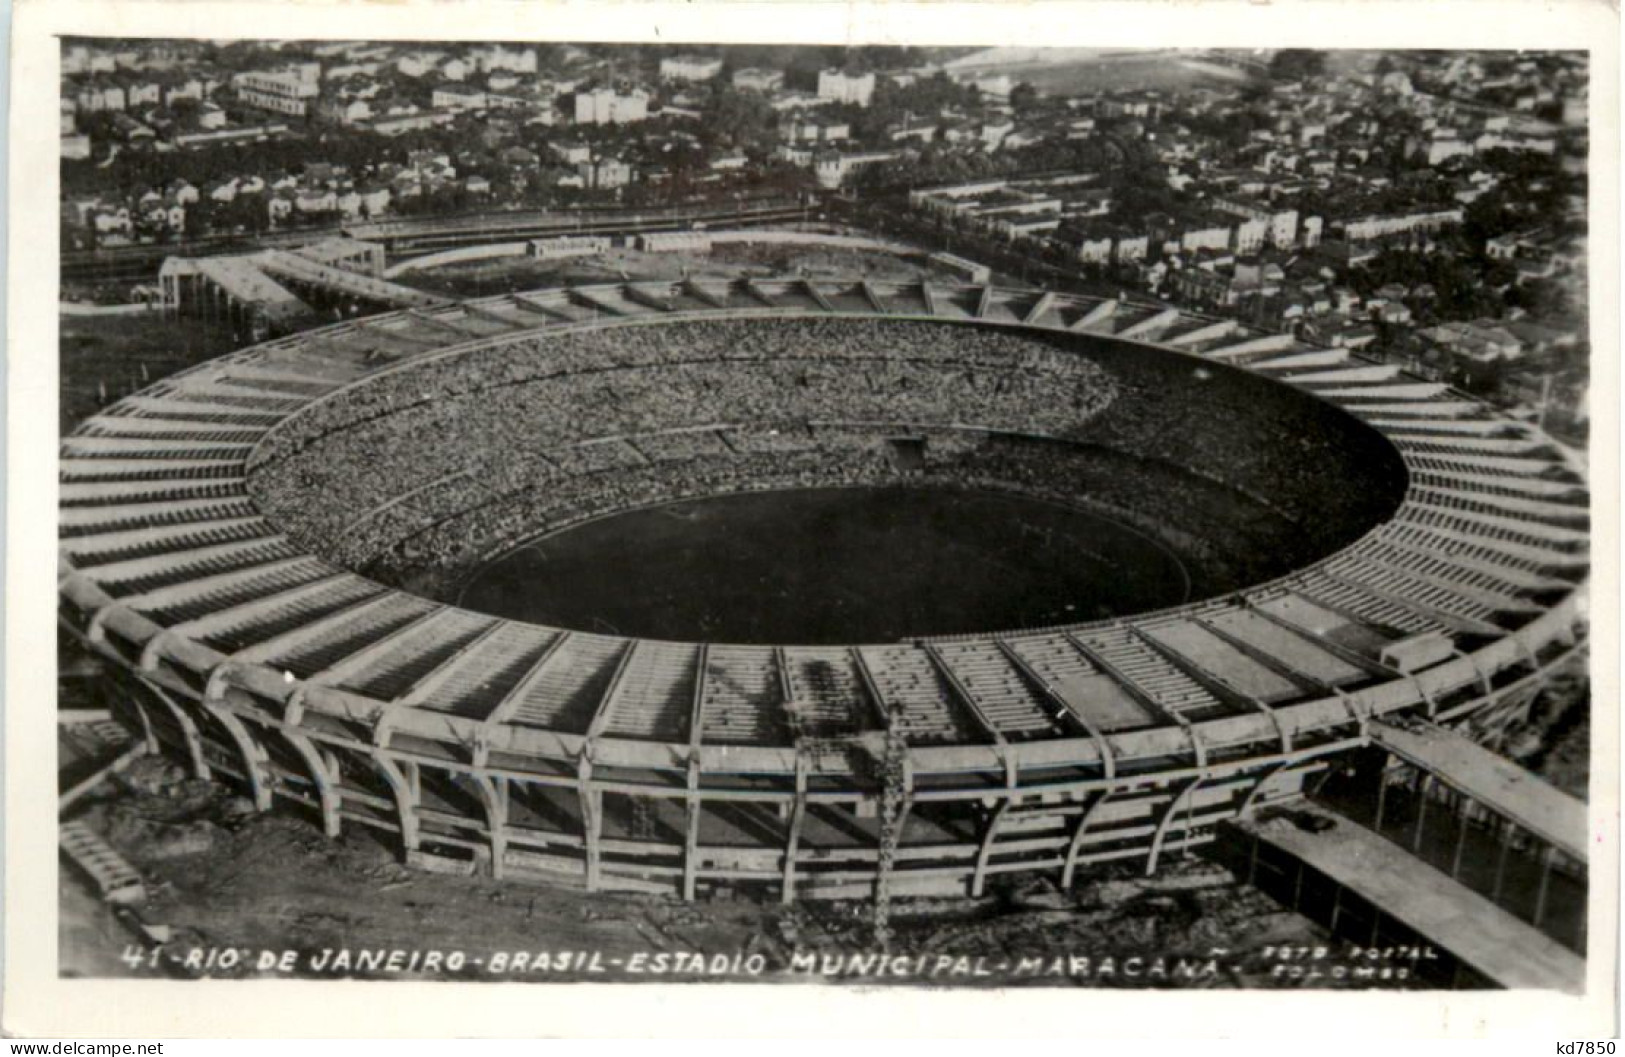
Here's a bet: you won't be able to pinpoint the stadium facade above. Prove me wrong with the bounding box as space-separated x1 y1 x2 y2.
58 277 1589 901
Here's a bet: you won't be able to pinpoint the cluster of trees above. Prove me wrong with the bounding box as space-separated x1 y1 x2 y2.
1180 102 1280 150
835 72 987 148
1464 147 1586 239
1349 247 1512 323
1267 50 1329 83
697 86 779 152
844 123 1156 196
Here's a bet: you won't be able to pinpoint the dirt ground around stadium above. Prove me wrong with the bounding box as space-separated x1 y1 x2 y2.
60 757 1342 988
58 311 242 436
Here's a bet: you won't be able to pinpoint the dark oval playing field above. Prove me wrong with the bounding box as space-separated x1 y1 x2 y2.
458 485 1196 644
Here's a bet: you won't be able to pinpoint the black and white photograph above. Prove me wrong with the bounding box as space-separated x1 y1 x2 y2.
6 0 1619 1040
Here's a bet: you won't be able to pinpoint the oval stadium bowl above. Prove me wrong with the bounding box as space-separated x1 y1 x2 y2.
59 276 1589 900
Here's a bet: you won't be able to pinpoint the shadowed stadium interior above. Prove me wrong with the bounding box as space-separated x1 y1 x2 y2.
58 276 1590 902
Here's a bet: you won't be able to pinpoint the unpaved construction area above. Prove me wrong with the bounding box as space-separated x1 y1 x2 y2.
60 755 1384 990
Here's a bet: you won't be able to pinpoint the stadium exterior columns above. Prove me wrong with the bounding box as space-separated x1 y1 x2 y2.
577 755 603 891
682 646 708 900
470 774 508 880
682 755 703 901
119 689 162 757
970 799 1013 898
282 728 342 838
1450 646 1495 705
1236 760 1293 817
1407 671 1441 720
781 756 810 904
204 704 274 812
145 682 212 781
1061 789 1120 889
1146 776 1205 876
1513 635 1546 677
1332 686 1372 737
374 754 422 857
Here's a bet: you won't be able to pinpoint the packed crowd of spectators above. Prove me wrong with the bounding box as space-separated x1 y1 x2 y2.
249 318 1121 537
246 315 1406 598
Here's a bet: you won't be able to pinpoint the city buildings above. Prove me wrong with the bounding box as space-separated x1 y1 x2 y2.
817 68 876 106
573 85 649 124
660 55 724 83
232 64 321 117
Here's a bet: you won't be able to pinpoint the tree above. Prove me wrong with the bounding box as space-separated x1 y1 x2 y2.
1009 81 1040 114
1268 49 1328 83
700 86 777 151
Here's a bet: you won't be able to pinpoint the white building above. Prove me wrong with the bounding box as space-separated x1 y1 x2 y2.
75 84 127 113
61 133 92 161
781 114 850 143
1338 208 1463 242
1424 136 1474 165
636 231 713 253
529 235 611 260
1232 216 1270 255
817 69 876 106
1179 221 1234 254
578 156 633 190
432 86 488 110
660 55 724 82
163 78 207 105
1211 199 1300 249
1076 234 1114 265
732 67 785 92
1301 216 1324 248
396 51 447 78
233 66 320 117
574 87 649 125
812 149 897 189
1114 233 1150 262
473 44 538 75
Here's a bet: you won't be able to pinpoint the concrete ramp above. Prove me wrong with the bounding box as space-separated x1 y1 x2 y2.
1369 720 1587 861
256 249 447 310
292 236 386 277
1236 810 1585 992
158 255 308 327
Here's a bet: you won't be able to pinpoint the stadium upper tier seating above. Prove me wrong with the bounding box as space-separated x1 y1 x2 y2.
244 317 1409 603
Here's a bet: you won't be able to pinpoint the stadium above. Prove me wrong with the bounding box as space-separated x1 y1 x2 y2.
58 275 1590 903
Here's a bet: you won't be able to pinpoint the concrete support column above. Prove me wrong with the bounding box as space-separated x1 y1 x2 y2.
119 692 162 755
374 755 421 856
204 705 273 811
577 756 602 891
781 758 809 904
473 775 508 879
971 799 1012 898
1146 776 1203 876
284 729 342 837
1062 790 1118 890
145 682 210 780
681 758 702 901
